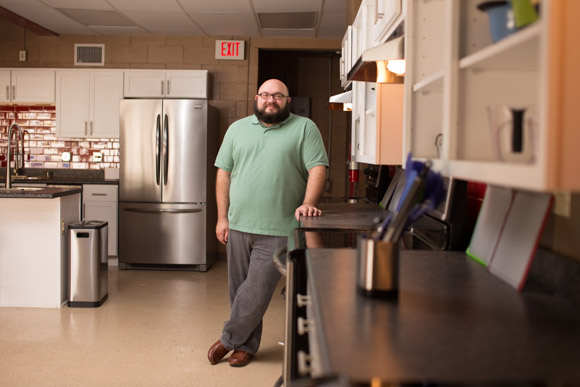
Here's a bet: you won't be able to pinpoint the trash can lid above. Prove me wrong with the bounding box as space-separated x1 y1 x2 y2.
68 220 108 230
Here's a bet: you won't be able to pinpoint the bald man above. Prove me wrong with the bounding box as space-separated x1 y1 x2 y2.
208 79 329 367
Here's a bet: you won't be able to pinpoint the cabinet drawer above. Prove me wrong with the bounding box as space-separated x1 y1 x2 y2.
83 184 118 202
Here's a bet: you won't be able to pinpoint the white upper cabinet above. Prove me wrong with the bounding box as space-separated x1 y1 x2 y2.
349 0 405 166
0 69 55 104
123 70 208 98
373 0 403 45
56 70 123 138
352 81 404 165
0 70 10 103
404 0 580 191
340 26 353 88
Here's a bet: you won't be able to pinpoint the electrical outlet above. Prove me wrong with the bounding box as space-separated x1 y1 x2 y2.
553 191 572 218
93 152 102 162
61 152 71 162
19 50 27 62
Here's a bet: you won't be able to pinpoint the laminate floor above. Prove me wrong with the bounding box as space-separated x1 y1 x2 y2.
0 260 285 386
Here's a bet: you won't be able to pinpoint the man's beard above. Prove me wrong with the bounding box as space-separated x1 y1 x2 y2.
254 100 291 125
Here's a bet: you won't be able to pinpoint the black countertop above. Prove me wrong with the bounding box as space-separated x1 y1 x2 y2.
1 168 118 186
306 248 580 385
0 186 82 198
300 202 385 231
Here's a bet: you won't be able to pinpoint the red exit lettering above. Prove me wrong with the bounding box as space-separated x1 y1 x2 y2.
221 41 240 57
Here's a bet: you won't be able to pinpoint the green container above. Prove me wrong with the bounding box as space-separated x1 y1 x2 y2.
511 0 539 28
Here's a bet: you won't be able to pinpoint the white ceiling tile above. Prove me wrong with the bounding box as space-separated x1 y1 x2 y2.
41 0 114 11
318 11 347 38
0 3 87 29
251 0 322 13
0 0 41 6
189 12 259 37
260 28 316 38
123 11 205 35
324 0 346 12
178 0 253 13
88 25 149 34
0 0 346 38
107 0 183 13
53 26 95 34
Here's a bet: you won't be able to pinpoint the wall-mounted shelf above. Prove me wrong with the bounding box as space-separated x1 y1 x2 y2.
404 0 580 191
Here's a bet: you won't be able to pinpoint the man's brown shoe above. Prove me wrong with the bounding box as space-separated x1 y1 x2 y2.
228 350 253 367
207 340 230 365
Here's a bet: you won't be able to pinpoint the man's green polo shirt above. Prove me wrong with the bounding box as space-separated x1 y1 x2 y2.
215 113 329 236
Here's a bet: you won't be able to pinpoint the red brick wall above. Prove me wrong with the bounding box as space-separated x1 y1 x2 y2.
0 105 119 170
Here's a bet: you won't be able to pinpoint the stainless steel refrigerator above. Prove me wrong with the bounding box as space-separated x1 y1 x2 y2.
118 99 216 271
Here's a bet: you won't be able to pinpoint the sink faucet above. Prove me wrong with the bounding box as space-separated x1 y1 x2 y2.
5 123 23 189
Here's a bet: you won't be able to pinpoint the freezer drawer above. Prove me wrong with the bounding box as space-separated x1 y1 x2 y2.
118 202 209 268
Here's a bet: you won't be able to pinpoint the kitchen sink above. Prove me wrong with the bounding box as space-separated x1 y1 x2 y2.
11 175 48 181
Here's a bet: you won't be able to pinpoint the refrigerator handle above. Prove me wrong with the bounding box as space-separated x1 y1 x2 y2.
163 114 169 185
124 208 203 214
155 114 161 185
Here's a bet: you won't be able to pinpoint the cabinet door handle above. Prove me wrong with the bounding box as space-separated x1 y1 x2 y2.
167 80 170 95
296 294 312 308
90 121 93 135
124 207 202 214
161 80 164 95
91 193 107 196
85 121 88 136
5 85 9 100
12 85 16 99
297 351 312 376
297 317 313 336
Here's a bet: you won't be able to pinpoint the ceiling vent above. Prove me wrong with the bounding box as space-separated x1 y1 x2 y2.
74 44 105 66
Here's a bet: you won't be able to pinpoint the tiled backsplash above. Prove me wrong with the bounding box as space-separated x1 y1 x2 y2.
0 105 119 170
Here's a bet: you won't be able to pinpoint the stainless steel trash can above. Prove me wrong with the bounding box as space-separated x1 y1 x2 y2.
68 220 108 307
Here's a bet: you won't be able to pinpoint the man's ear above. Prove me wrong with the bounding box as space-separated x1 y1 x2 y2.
287 97 292 104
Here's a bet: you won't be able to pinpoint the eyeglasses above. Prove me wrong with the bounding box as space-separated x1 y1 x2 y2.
257 92 288 101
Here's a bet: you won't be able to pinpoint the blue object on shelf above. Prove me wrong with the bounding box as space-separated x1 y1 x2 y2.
477 1 516 42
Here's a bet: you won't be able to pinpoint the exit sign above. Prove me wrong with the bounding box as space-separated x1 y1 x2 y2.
215 40 245 60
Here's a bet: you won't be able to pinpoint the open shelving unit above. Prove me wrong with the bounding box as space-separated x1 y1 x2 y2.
404 0 580 191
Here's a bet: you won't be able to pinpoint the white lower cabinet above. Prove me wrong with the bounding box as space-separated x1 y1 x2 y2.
0 194 80 308
82 184 118 256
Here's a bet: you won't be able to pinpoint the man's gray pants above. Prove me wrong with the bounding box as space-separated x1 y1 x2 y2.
220 229 286 355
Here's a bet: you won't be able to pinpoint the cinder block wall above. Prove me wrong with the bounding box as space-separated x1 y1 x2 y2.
0 19 355 197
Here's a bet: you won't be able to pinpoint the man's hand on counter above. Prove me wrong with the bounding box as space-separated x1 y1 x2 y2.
295 203 322 221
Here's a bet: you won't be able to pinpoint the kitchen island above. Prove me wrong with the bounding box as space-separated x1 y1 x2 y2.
0 186 81 308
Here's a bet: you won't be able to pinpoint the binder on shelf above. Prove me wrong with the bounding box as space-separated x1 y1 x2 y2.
488 191 553 290
466 185 514 267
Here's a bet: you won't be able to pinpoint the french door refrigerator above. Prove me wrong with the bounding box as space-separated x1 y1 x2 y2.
118 99 215 271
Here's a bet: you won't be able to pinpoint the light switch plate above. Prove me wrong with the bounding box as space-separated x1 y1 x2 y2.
19 50 26 62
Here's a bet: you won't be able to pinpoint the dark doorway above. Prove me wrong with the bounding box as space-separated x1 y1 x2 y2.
257 49 351 198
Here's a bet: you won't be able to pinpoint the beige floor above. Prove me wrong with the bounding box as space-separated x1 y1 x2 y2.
0 261 285 387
